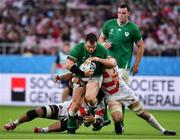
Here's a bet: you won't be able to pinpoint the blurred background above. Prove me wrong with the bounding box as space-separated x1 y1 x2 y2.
0 0 180 110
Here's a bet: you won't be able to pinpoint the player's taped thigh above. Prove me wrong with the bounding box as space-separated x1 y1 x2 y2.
109 101 122 114
128 101 144 115
26 109 38 120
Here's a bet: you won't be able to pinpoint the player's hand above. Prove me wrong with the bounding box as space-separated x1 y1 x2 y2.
84 70 94 77
84 115 95 123
72 77 86 87
131 64 139 76
53 75 60 82
86 57 99 62
103 42 112 49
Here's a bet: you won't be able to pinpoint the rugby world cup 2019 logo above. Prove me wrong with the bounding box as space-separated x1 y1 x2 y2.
11 77 26 101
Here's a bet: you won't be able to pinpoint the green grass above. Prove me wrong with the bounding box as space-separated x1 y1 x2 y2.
0 106 179 139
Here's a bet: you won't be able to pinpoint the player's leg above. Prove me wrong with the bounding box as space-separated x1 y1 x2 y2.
61 86 71 102
128 101 176 135
118 68 130 129
96 89 111 127
34 117 68 133
67 84 85 134
4 106 45 131
92 99 106 131
4 104 61 131
34 121 61 133
61 80 72 102
102 99 111 126
108 100 124 134
85 77 102 108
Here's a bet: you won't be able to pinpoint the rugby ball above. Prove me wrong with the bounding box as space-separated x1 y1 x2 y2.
79 62 96 72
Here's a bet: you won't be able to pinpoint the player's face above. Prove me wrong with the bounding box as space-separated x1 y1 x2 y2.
85 41 97 54
117 7 129 24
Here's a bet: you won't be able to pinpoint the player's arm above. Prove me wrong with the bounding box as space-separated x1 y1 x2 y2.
131 24 145 76
51 54 59 77
131 40 144 76
65 57 85 77
86 56 117 68
65 56 93 77
54 72 73 82
84 115 95 123
51 63 57 76
99 33 106 44
99 33 112 49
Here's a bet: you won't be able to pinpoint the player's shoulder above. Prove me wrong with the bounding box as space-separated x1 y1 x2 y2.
128 21 140 29
97 43 107 51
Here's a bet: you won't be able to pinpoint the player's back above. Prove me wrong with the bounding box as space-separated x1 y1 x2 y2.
102 67 126 95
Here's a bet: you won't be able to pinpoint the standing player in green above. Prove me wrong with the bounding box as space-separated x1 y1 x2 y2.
65 33 107 133
99 4 145 132
99 4 144 83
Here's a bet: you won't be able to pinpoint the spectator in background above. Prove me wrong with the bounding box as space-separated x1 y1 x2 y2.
51 42 72 102
0 0 179 55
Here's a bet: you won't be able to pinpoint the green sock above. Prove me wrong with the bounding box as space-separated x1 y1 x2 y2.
103 101 109 121
67 114 76 129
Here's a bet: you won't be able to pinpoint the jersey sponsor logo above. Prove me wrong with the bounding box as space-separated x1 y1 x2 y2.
11 77 26 101
125 32 129 37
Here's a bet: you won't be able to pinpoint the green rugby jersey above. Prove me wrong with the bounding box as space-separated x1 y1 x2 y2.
102 19 142 69
68 42 107 77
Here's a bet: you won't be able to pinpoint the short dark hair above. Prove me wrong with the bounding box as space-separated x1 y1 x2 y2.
85 33 97 44
119 4 130 12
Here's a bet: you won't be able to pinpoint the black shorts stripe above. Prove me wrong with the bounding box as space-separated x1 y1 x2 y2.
41 106 47 118
51 105 59 119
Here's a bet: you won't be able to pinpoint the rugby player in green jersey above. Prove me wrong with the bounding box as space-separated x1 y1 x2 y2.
99 4 144 83
99 4 145 132
65 33 107 133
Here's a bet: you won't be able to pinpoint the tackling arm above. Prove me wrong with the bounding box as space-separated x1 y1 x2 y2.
86 57 117 68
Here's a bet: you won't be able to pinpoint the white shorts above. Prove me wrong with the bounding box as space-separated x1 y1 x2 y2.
105 84 138 107
118 68 130 84
73 76 103 88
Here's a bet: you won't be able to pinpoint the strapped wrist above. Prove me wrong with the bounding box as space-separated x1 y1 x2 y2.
70 65 84 77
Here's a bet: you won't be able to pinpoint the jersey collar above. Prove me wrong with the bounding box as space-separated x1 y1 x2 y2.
117 19 129 27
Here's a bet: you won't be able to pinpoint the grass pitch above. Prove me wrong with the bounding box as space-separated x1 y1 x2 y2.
0 106 179 139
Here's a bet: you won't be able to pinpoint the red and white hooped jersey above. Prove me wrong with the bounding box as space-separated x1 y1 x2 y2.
102 68 138 106
102 68 126 95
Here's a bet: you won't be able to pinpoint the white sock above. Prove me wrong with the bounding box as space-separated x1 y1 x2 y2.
41 127 49 133
13 120 20 126
147 114 165 133
87 101 97 109
68 109 78 117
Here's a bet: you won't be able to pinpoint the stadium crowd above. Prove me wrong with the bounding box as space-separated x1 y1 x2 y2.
0 0 179 55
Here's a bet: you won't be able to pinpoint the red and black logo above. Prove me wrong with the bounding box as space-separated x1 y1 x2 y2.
11 77 26 101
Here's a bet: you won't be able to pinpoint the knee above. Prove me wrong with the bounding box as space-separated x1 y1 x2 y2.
35 108 44 116
85 96 94 103
71 100 82 111
109 105 123 122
